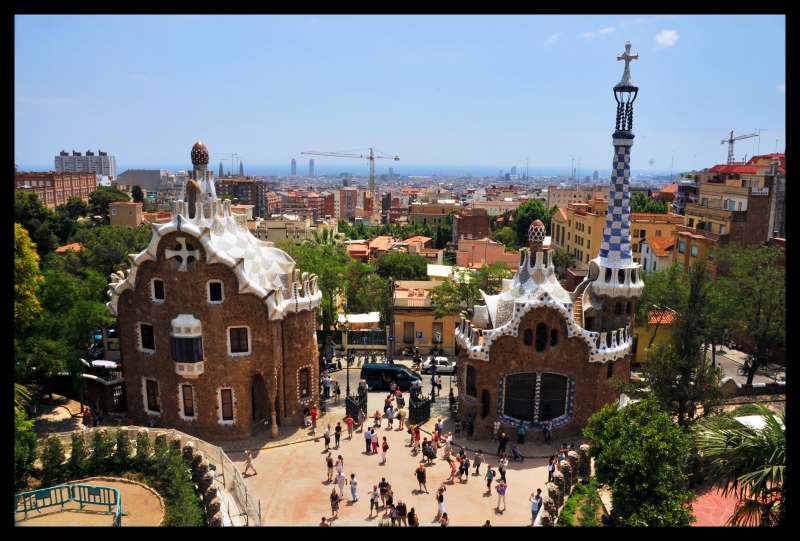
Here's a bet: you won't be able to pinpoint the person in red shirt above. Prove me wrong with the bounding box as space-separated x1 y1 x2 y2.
310 405 319 434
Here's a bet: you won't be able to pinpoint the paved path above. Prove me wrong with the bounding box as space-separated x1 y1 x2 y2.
691 484 743 527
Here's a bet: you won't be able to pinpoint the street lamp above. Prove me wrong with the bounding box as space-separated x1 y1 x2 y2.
342 323 351 396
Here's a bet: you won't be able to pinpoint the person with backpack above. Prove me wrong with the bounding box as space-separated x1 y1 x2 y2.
473 450 485 476
381 436 390 464
484 466 495 494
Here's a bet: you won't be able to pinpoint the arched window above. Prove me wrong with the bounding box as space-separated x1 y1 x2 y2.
524 328 533 347
615 302 622 317
550 328 558 347
605 268 612 283
481 389 491 419
299 368 310 399
626 302 632 315
607 363 614 380
503 373 537 421
539 374 568 420
618 269 625 284
535 323 547 352
466 365 477 397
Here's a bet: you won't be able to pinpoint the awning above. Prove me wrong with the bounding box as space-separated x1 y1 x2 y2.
338 312 381 324
92 360 119 368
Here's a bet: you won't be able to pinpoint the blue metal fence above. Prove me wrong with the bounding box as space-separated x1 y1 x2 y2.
14 484 124 525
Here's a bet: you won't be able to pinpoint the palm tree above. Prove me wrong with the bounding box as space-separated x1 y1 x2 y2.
14 383 31 415
302 226 344 249
695 403 785 526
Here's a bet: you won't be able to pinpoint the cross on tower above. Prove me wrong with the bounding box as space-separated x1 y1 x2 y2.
616 41 638 87
165 236 197 272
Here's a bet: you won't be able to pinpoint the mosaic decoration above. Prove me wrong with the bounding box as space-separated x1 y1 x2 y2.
296 364 315 404
598 145 633 261
496 370 575 430
107 143 322 321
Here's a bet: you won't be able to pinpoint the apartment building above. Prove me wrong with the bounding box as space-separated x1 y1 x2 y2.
546 184 610 209
109 201 143 227
55 149 116 181
215 176 269 218
452 208 491 243
15 171 98 210
408 201 463 226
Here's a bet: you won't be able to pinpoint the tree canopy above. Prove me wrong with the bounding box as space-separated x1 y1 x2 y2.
715 243 785 384
490 226 517 249
480 260 512 295
584 394 695 526
512 199 557 246
635 262 689 349
630 193 669 214
430 267 480 319
375 252 429 281
14 224 44 335
88 186 131 224
15 190 59 257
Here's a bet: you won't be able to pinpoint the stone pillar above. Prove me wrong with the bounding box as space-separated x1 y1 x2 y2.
208 511 223 526
171 434 182 451
553 471 566 508
198 471 215 495
207 495 222 517
578 445 591 477
560 461 573 496
568 451 580 486
204 483 218 508
544 485 558 517
183 442 195 463
538 508 553 527
154 431 167 448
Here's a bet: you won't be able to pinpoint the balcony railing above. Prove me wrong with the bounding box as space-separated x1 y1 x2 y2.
347 330 387 345
394 297 431 308
674 224 730 245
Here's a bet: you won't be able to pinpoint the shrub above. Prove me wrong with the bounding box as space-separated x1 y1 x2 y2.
159 448 205 527
577 478 602 527
134 429 151 470
89 427 115 475
112 427 132 473
68 430 89 479
14 411 38 491
730 403 764 417
40 434 67 486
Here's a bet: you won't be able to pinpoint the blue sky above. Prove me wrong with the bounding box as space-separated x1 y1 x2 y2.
15 15 785 176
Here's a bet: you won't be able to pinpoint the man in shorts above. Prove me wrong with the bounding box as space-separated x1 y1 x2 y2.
368 485 381 517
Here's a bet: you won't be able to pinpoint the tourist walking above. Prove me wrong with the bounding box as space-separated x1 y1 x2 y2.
336 470 347 497
334 422 342 448
435 488 446 521
495 479 507 512
334 382 341 403
381 436 389 463
414 464 429 493
457 454 470 483
378 477 390 506
530 488 542 523
310 405 318 434
474 450 484 475
439 512 449 526
371 428 379 454
413 427 421 454
329 488 342 519
436 375 443 396
350 474 359 502
395 500 408 526
492 419 501 442
365 427 373 453
445 457 457 483
396 407 406 430
323 424 332 450
345 414 354 439
497 432 508 455
547 455 556 483
358 408 366 432
454 416 461 436
407 507 419 527
243 450 257 476
335 455 344 476
517 423 526 444
326 452 334 482
303 406 311 427
323 375 331 399
81 406 92 427
545 418 554 443
386 406 395 428
373 410 382 428
484 466 495 494
368 485 380 517
498 453 509 483
384 394 393 413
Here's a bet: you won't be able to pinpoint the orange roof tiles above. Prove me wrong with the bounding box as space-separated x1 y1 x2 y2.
648 310 676 325
558 208 568 220
660 183 679 194
644 236 674 257
55 242 82 254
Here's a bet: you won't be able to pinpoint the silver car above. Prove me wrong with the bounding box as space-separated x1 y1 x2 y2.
421 356 457 374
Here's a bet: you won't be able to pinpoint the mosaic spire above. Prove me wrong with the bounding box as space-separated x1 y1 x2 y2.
598 42 639 264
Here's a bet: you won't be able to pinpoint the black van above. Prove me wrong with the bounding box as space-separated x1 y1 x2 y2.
359 363 421 392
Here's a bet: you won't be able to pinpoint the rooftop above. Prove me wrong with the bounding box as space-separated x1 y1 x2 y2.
648 310 676 325
643 236 674 257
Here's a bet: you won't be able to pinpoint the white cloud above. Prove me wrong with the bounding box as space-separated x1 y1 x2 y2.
777 83 785 93
578 32 595 39
655 29 679 48
598 27 616 34
544 32 561 45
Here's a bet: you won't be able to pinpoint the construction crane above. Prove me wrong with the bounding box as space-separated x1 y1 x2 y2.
721 131 758 164
302 148 399 211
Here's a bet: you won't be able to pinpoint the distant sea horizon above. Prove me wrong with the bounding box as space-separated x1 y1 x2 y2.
18 162 680 180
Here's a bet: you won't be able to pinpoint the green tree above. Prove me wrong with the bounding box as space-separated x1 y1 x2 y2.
630 193 669 214
15 190 58 257
627 258 727 429
695 403 785 526
584 395 695 526
40 434 67 486
62 196 89 220
436 212 455 249
715 243 785 385
512 199 557 246
14 411 38 491
302 225 344 249
14 224 44 334
480 260 512 295
88 186 131 224
430 267 480 319
375 252 429 280
490 226 517 249
131 185 144 203
635 262 688 349
551 249 575 279
346 270 389 325
72 225 153 279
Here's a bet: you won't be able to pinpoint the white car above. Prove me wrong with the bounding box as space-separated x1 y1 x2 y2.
421 356 457 374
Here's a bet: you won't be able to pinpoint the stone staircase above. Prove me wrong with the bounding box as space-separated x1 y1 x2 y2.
572 294 583 328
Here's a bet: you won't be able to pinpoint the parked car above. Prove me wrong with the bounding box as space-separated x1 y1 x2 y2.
421 356 457 374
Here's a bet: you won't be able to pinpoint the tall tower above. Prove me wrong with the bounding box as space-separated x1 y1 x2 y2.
588 41 644 301
239 159 244 176
309 159 315 177
219 161 224 178
291 159 297 176
184 141 217 219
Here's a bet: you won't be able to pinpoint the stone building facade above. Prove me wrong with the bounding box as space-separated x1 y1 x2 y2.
454 43 644 441
107 142 322 441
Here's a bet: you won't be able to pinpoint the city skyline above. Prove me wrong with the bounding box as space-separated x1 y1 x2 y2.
15 15 785 173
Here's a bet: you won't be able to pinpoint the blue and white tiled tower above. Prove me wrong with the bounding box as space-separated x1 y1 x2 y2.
588 42 644 299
